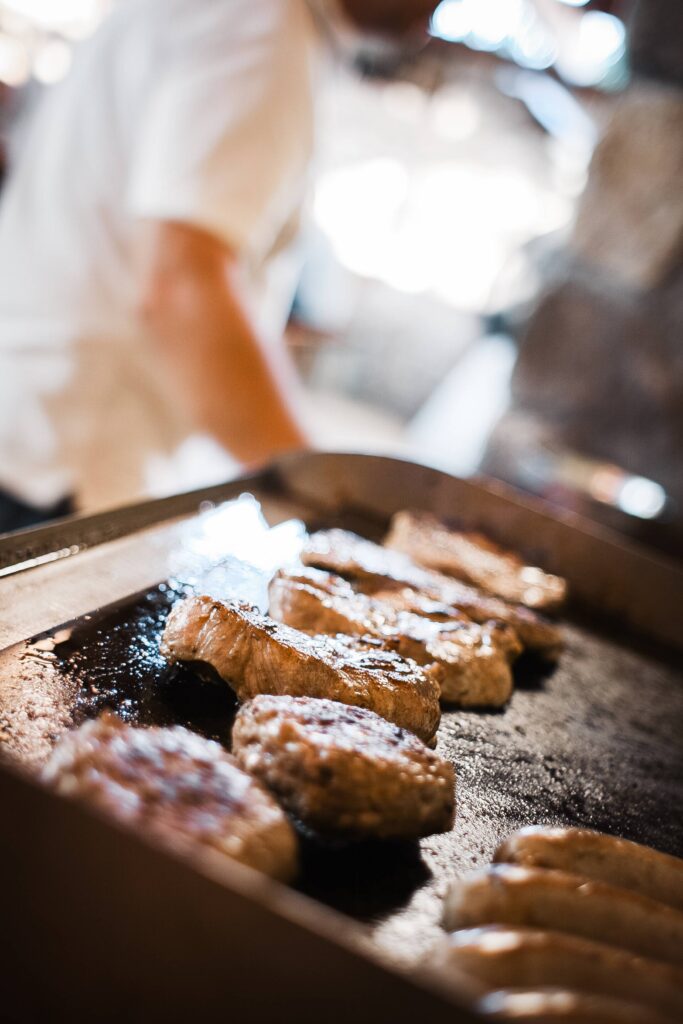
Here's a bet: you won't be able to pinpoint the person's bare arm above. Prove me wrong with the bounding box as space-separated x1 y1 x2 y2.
139 221 309 466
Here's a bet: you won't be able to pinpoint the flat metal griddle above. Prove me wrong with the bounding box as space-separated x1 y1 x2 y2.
1 455 681 974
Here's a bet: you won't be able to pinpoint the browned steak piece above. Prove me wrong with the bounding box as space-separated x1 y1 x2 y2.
302 529 563 659
368 585 563 662
232 695 455 840
269 566 377 634
385 510 567 612
42 714 298 882
160 596 440 743
269 568 521 707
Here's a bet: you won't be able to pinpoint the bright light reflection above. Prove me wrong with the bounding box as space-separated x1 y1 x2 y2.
588 467 667 519
451 928 523 953
432 0 526 48
1 0 102 29
617 477 667 520
559 11 626 86
314 158 573 311
430 0 471 42
431 0 556 70
578 11 626 67
0 32 31 85
185 495 306 571
169 495 307 609
509 24 557 70
33 37 72 83
481 991 576 1015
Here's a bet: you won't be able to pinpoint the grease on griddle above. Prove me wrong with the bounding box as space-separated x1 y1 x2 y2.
52 583 238 745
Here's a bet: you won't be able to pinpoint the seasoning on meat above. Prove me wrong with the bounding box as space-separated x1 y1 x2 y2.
232 694 455 840
385 510 567 612
160 595 441 743
302 529 563 658
42 714 298 882
269 567 521 707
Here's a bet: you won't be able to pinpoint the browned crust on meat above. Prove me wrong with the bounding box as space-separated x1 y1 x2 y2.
160 596 441 743
42 714 298 882
385 511 567 612
494 827 683 913
232 695 455 840
433 926 683 1020
443 864 683 967
269 568 521 707
302 530 563 658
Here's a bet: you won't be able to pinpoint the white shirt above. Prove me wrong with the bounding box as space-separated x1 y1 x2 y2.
0 0 317 510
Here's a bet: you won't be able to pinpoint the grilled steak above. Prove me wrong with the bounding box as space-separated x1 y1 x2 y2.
269 568 521 707
42 715 298 881
160 596 441 743
385 510 567 612
232 695 455 840
302 529 563 658
367 584 563 660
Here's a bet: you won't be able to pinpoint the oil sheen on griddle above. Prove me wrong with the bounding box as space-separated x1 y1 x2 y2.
56 583 238 745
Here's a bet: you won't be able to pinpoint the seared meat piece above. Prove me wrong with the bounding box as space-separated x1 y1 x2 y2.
433 926 683 1020
368 585 563 661
42 715 298 882
269 568 521 707
269 566 380 634
302 529 563 658
443 864 683 968
385 510 567 612
494 826 683 912
232 695 455 840
160 596 440 743
303 527 436 589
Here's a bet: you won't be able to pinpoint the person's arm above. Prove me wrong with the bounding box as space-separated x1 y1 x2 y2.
139 220 308 467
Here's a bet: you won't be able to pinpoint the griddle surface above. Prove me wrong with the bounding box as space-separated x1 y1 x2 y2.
1 513 681 964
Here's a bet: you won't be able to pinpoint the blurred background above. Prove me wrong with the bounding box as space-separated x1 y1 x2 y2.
1 0 681 554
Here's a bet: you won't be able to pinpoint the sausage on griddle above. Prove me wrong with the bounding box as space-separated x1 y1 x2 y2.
494 827 683 912
443 864 683 967
432 926 683 1020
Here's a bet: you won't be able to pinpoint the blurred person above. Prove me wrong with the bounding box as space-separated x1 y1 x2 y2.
0 0 437 532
